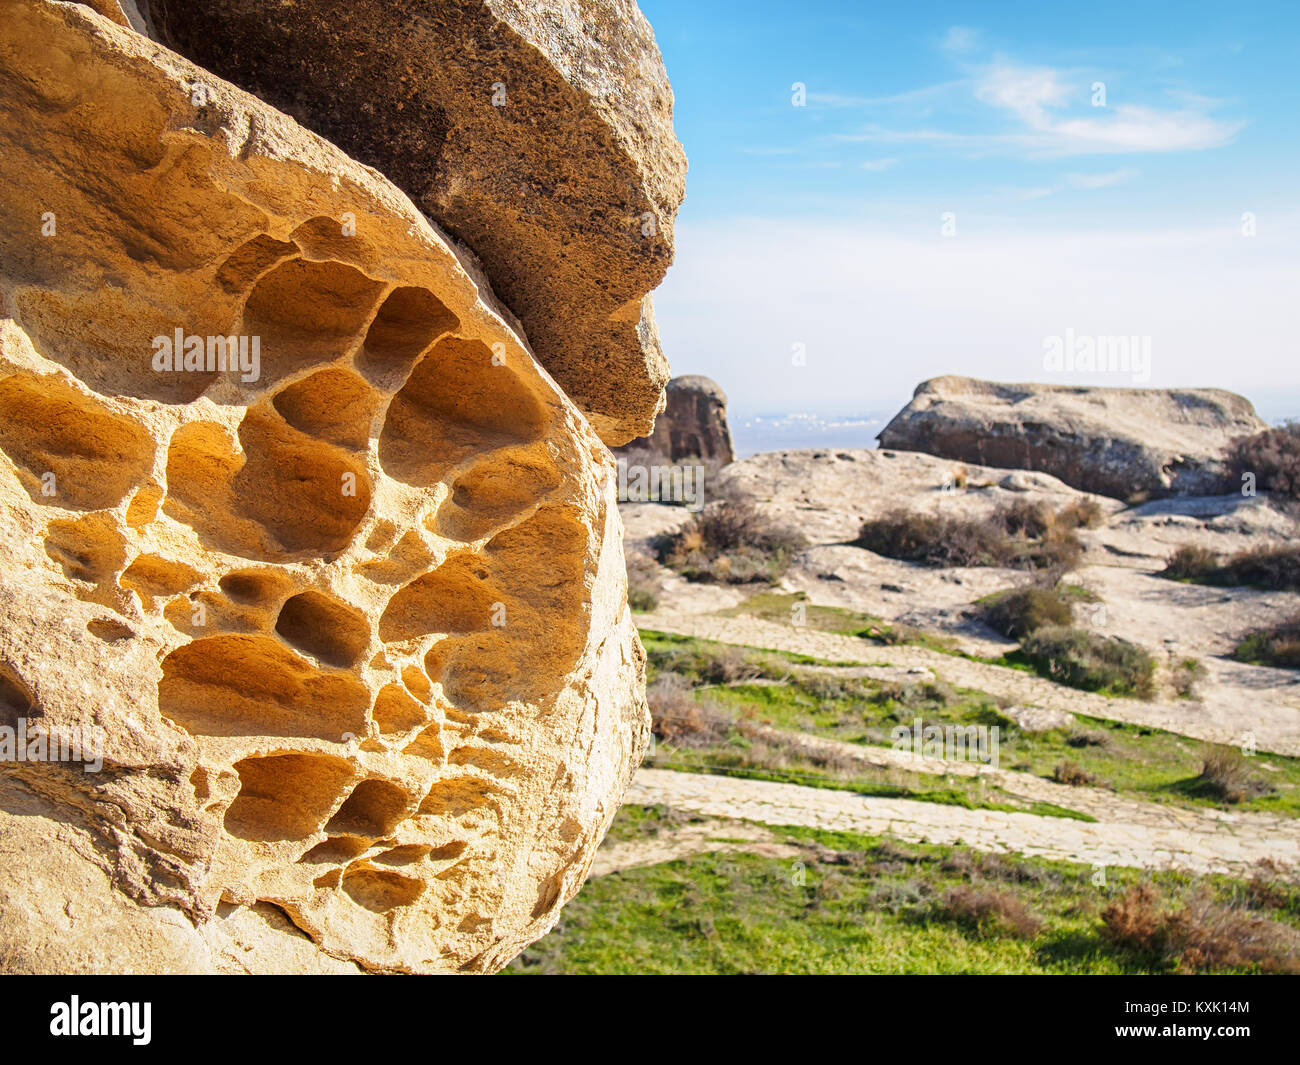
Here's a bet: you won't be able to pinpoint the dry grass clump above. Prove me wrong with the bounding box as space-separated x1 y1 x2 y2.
655 489 805 584
1226 420 1300 500
1163 543 1300 592
1191 744 1275 804
856 500 1090 572
933 885 1043 938
647 674 733 748
1052 759 1102 787
1101 883 1300 973
979 584 1074 638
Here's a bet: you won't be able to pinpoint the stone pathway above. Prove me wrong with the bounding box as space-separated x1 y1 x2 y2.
589 818 799 877
639 611 1300 757
625 768 1300 879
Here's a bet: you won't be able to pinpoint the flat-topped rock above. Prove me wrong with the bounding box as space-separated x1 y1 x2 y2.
878 376 1267 500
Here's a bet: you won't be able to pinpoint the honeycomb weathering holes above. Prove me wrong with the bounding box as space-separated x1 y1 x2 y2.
240 257 385 384
362 286 459 364
0 373 154 510
158 634 368 739
163 411 370 562
0 663 35 728
436 447 562 542
275 590 370 669
373 683 428 734
272 368 377 451
214 233 299 296
378 336 548 487
224 752 355 842
324 778 411 837
341 866 426 913
378 553 498 644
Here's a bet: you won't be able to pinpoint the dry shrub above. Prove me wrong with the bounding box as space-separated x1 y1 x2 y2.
1163 544 1219 580
1227 421 1300 500
935 885 1043 938
1066 729 1109 749
1101 883 1300 973
1052 759 1101 786
856 501 1085 572
1244 859 1297 912
980 584 1073 638
655 488 805 584
1165 544 1300 592
1193 744 1274 803
1057 497 1106 530
1171 657 1207 698
647 674 731 748
1020 625 1157 698
1234 613 1300 669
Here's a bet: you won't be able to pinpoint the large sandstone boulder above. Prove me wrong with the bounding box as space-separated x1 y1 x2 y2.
0 0 647 973
129 0 688 447
619 374 736 465
878 376 1267 500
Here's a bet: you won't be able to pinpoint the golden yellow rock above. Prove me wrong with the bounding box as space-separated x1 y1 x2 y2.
0 0 648 974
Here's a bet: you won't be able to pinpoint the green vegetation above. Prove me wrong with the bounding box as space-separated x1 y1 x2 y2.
1234 614 1300 670
639 630 1300 817
1163 543 1300 592
720 591 959 652
977 585 1073 638
507 807 1300 975
1018 625 1157 699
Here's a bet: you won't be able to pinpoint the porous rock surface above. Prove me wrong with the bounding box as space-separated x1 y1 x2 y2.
618 374 735 465
0 0 648 973
132 0 688 446
878 376 1267 500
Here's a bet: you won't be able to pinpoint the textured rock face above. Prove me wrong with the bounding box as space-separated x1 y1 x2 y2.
131 0 687 447
0 1 648 974
620 375 735 464
878 376 1267 500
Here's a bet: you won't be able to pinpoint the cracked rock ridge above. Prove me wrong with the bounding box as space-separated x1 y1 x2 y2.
0 0 648 974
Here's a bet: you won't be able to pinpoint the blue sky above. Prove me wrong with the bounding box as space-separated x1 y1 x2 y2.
639 0 1300 427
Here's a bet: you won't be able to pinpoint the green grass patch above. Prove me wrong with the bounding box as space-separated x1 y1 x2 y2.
507 807 1300 975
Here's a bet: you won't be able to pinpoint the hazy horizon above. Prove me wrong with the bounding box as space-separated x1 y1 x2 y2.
640 0 1300 429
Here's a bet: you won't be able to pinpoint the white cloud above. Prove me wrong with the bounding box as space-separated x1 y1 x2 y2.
653 214 1300 422
974 63 1244 154
941 26 981 55
1065 168 1136 189
859 157 899 171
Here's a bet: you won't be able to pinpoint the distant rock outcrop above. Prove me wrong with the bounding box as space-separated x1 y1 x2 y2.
0 1 647 974
620 375 736 464
132 0 688 446
878 376 1267 500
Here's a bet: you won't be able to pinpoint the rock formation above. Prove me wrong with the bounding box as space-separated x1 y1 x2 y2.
878 376 1267 500
0 0 648 973
619 374 736 465
126 0 688 447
